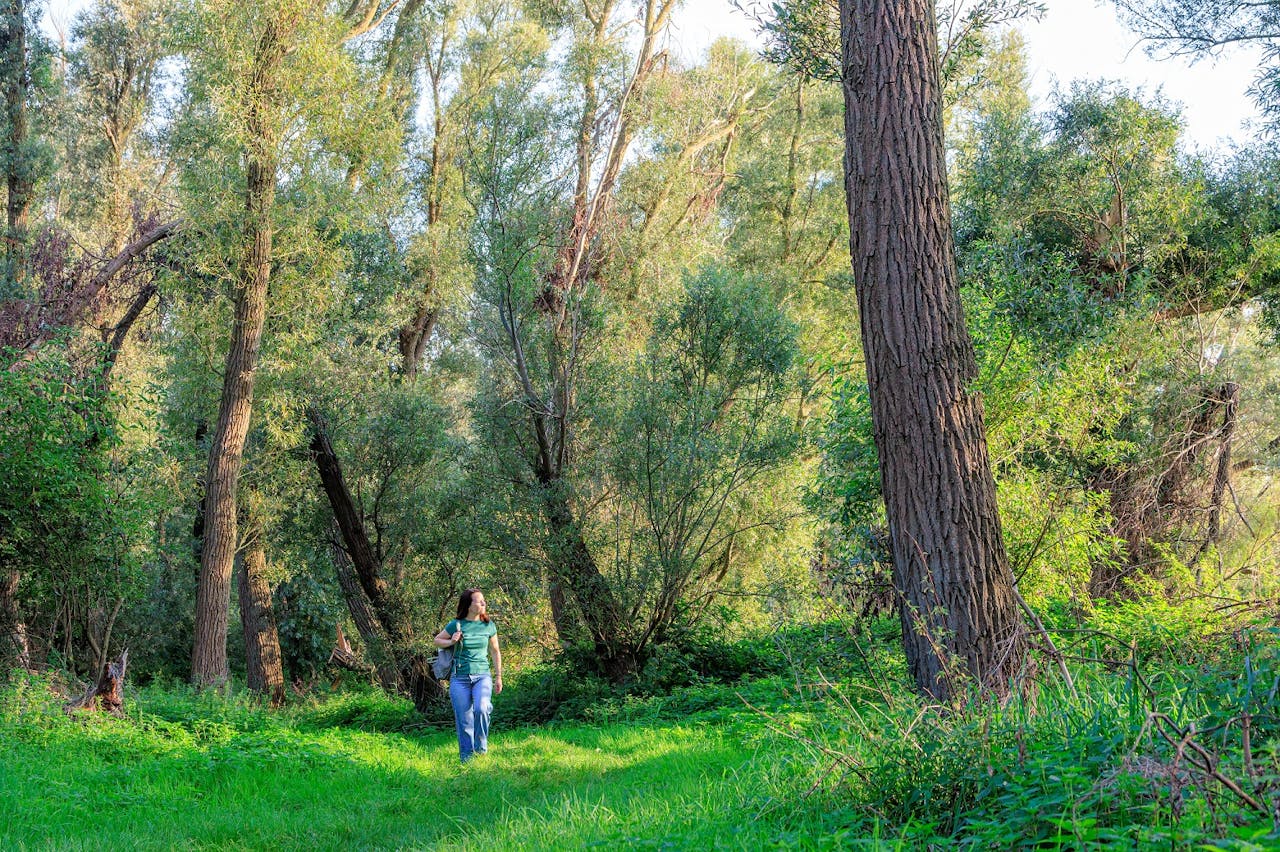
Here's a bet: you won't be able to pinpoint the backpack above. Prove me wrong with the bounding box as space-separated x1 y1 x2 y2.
431 644 454 680
432 620 457 679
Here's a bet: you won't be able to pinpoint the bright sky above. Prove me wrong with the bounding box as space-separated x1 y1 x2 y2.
44 0 1266 151
678 0 1264 152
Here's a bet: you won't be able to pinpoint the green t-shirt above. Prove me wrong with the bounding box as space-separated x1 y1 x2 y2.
445 618 498 676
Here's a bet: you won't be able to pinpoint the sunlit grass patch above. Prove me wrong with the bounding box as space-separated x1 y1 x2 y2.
0 676 797 851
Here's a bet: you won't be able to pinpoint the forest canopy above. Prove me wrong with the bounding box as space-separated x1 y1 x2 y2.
0 0 1273 729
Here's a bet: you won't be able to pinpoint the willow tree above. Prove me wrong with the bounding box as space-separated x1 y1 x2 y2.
186 0 400 687
468 0 682 679
63 0 171 252
1111 0 1280 130
839 0 1026 700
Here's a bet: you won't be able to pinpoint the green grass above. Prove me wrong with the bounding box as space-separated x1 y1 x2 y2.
0 677 823 851
3 617 1276 850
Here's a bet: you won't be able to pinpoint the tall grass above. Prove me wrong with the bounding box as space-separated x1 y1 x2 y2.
2 614 1275 850
770 621 1280 848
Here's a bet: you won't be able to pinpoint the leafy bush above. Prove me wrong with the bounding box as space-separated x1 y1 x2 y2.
497 620 889 727
0 344 159 675
771 614 1280 847
1085 596 1241 664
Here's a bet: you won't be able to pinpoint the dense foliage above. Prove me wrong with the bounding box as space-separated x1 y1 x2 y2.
0 0 1277 845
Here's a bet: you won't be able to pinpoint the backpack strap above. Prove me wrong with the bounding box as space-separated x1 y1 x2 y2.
451 620 462 676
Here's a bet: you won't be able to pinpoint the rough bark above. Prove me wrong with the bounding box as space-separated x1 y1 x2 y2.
66 649 128 716
546 573 582 647
191 20 286 687
0 567 29 669
237 526 284 705
331 542 402 692
839 0 1026 701
309 410 446 710
309 413 388 609
542 488 637 680
397 300 437 379
2 0 32 282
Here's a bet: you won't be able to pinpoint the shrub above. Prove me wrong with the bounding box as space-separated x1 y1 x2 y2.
772 615 1280 847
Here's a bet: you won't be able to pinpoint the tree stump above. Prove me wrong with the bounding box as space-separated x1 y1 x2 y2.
66 649 128 716
328 623 373 673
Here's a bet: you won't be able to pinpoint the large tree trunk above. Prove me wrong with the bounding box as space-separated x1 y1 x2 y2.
191 21 286 686
101 282 159 383
238 525 285 704
1 0 33 282
309 414 389 610
0 567 30 670
546 573 582 647
309 410 447 710
839 0 1026 701
542 489 637 681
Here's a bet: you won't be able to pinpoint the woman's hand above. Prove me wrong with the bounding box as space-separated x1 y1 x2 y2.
435 621 465 647
490 635 502 694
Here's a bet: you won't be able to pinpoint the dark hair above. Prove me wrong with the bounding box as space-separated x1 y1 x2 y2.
456 588 489 623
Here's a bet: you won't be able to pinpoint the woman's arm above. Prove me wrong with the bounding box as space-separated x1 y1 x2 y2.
434 622 462 648
489 634 503 694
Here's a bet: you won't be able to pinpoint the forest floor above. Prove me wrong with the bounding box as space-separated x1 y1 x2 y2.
1 680 820 850
3 612 1278 850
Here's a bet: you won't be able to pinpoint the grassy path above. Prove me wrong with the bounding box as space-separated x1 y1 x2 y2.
6 656 1274 850
1 686 815 851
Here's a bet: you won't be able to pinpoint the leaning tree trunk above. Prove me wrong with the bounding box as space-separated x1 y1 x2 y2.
191 21 286 687
542 488 638 681
309 410 448 710
839 0 1026 701
331 544 403 693
238 523 285 705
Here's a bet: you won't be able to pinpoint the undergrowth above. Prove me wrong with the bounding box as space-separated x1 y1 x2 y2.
1 609 1276 849
760 618 1280 849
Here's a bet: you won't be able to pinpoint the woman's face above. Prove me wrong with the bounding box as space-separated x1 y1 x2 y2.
468 591 487 618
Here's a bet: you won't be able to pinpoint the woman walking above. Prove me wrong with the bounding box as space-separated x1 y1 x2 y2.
434 588 502 763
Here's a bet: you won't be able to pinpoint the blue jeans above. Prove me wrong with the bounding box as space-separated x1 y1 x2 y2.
449 674 493 762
